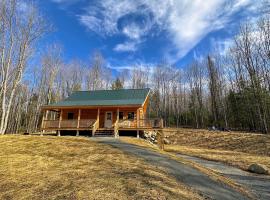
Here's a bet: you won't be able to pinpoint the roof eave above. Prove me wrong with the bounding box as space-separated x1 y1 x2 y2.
141 89 151 107
41 104 143 110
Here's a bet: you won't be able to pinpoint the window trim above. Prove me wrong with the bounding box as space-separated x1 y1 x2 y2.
119 112 124 120
127 112 135 120
67 112 74 120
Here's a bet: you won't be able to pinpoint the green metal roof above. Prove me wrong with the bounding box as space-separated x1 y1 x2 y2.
46 88 150 107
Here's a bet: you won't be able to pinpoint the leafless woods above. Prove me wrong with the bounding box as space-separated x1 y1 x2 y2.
0 1 269 134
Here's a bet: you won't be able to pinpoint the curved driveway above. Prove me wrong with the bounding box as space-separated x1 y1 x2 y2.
92 138 249 200
177 154 270 200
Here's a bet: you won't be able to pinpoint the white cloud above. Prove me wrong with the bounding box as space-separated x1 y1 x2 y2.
78 0 139 35
74 0 261 61
122 23 143 40
79 15 103 34
114 41 137 52
17 0 36 16
50 0 81 7
51 0 76 3
51 0 65 2
211 38 234 56
107 61 156 72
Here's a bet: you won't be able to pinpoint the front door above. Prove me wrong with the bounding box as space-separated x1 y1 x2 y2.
104 111 113 128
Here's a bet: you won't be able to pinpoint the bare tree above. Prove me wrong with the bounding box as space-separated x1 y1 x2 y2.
0 0 47 134
131 65 150 89
86 51 112 90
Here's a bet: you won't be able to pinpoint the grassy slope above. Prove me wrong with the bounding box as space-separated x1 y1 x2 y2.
164 129 270 170
0 136 201 200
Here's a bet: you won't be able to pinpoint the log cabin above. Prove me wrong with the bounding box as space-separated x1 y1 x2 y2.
41 88 163 137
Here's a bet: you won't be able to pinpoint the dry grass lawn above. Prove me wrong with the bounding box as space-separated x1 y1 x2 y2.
164 129 270 171
0 135 202 200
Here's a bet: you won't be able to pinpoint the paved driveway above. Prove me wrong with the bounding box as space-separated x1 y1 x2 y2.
177 154 270 200
92 138 249 200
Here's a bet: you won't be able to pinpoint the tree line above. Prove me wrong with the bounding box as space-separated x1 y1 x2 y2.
0 0 269 134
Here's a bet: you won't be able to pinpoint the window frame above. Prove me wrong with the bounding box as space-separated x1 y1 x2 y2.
106 112 112 120
127 112 135 120
119 112 124 120
67 112 74 120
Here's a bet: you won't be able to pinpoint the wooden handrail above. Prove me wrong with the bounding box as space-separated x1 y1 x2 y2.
92 118 99 135
118 119 136 128
43 119 96 129
43 120 60 128
42 118 163 130
79 119 96 128
60 120 80 128
114 119 119 137
118 118 163 128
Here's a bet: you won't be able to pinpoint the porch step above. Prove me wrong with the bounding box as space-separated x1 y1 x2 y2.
94 129 114 137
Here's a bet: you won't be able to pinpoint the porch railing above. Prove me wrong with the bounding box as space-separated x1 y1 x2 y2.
43 119 96 129
118 118 163 129
79 119 96 128
114 119 119 137
139 118 163 128
60 120 78 128
43 118 163 129
43 120 59 129
92 118 99 135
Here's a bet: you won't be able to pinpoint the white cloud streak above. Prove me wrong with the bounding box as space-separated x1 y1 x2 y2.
60 0 261 61
113 41 137 52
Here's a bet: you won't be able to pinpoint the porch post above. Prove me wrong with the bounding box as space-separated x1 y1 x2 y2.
97 108 100 122
137 108 140 138
115 108 119 138
136 108 140 128
93 108 100 136
58 109 63 136
76 109 81 136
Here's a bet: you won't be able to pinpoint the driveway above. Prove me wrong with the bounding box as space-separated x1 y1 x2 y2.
92 138 249 200
176 154 270 200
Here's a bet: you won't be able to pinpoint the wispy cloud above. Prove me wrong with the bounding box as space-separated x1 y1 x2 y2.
57 0 262 61
51 0 77 3
18 1 29 12
113 41 137 52
50 0 81 7
107 60 157 72
211 38 235 56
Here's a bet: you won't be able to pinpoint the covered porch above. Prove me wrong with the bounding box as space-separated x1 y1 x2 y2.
41 107 163 136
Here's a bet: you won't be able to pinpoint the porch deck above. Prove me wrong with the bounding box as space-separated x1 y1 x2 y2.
42 118 163 131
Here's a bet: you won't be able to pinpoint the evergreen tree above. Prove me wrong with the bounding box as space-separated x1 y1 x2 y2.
111 78 124 90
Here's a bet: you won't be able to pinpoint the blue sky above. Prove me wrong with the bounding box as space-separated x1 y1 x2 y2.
36 0 263 70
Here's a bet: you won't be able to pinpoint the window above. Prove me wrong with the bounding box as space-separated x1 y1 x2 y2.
106 112 112 120
119 112 124 120
128 112 134 120
67 112 74 120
